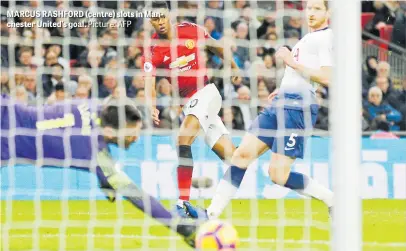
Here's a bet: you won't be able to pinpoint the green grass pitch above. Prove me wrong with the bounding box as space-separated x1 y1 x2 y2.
1 199 405 251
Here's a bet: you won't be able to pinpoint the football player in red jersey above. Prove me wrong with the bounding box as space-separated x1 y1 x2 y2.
143 1 241 215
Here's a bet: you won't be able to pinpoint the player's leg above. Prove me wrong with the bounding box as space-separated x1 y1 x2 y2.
269 108 333 209
211 134 236 164
184 132 269 219
268 151 334 209
176 114 201 206
185 110 275 219
189 134 236 192
95 166 198 247
176 84 224 206
205 132 269 219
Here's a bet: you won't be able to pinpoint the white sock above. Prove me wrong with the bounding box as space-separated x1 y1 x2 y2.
298 178 334 207
177 199 184 207
206 179 238 219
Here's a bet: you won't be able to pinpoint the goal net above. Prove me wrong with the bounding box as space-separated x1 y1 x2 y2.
1 1 405 251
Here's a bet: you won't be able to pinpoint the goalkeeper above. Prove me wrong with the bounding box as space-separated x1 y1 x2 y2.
0 94 197 247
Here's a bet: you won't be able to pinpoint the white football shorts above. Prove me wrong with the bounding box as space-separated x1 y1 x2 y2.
182 83 229 149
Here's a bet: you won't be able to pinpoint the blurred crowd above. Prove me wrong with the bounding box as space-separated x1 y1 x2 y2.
360 1 406 132
0 0 405 133
362 0 406 54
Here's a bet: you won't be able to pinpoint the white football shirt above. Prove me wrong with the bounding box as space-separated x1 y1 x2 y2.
279 27 333 98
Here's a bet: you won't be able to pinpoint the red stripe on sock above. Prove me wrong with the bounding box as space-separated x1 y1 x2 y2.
177 166 193 201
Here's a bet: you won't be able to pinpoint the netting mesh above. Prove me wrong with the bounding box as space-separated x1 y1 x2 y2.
1 1 406 251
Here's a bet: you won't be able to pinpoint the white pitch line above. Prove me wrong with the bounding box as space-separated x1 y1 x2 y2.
4 233 406 248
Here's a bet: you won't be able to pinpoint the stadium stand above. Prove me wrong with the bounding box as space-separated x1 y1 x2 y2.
1 0 405 133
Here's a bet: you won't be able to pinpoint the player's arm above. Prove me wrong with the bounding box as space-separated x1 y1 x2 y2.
95 149 198 247
96 148 157 203
276 46 332 87
144 75 160 125
142 57 160 125
292 64 332 87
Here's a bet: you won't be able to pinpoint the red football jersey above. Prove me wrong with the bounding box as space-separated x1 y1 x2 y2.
142 22 210 98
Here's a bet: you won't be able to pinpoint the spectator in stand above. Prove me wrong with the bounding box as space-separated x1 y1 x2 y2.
365 86 402 131
1 70 9 94
1 17 16 64
284 16 303 38
47 83 70 104
85 49 104 69
374 76 398 109
42 50 66 83
257 10 276 39
226 0 249 21
364 0 397 38
390 78 406 130
77 74 93 91
134 88 151 129
16 11 50 42
131 29 146 55
133 53 143 69
99 71 135 99
132 75 145 92
14 67 25 86
15 85 28 104
17 47 36 68
362 1 375 12
238 5 262 32
47 44 66 64
54 83 67 101
70 18 91 60
23 72 37 101
74 85 90 99
221 106 245 130
204 17 222 40
284 29 300 49
121 1 144 37
126 45 141 69
78 31 116 68
159 103 184 129
234 21 250 68
236 85 252 130
253 53 277 93
376 61 391 80
98 30 117 64
43 63 70 97
362 56 378 96
257 87 270 113
206 0 224 34
99 72 118 98
223 73 243 100
106 18 120 41
390 3 406 54
44 50 59 67
156 78 172 111
262 32 278 55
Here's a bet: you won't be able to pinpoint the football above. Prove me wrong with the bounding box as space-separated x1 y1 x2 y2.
196 220 239 250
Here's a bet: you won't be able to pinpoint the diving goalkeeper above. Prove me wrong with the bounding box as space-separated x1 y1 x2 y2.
0 94 197 247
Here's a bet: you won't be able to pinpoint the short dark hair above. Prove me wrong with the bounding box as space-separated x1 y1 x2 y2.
55 82 64 91
100 104 142 129
18 47 33 57
151 1 168 10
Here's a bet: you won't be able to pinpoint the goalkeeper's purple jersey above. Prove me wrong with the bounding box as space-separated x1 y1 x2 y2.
1 95 105 168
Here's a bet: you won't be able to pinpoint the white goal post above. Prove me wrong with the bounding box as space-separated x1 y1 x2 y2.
331 0 362 251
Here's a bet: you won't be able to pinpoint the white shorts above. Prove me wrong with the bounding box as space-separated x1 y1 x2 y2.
183 84 229 149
